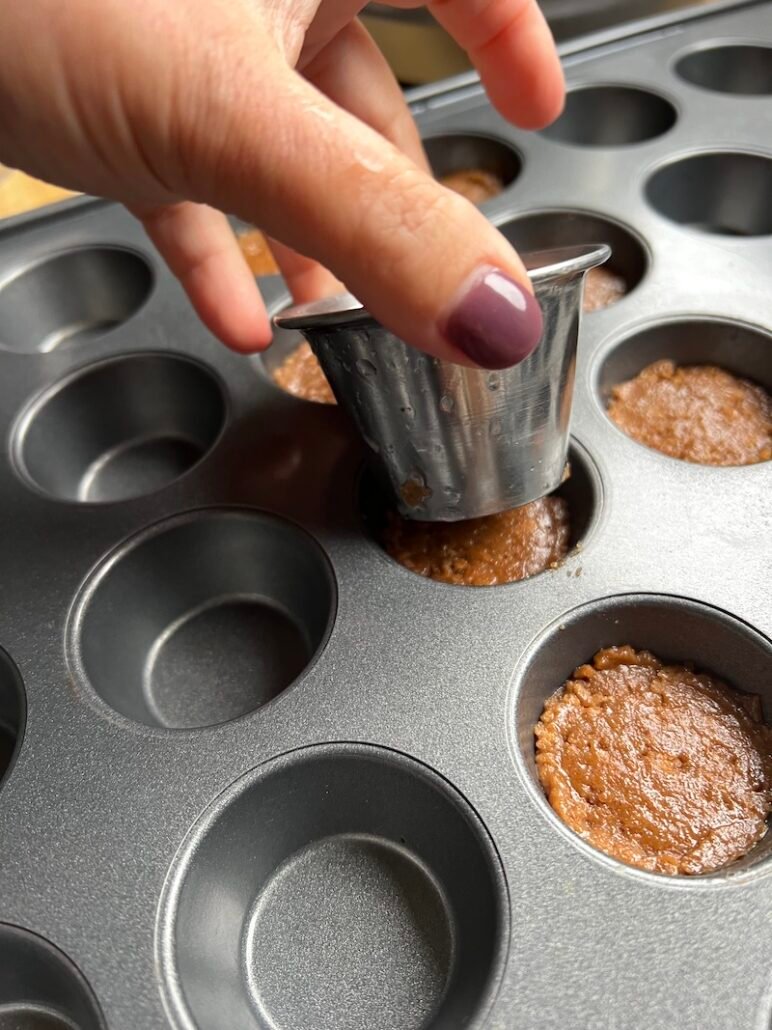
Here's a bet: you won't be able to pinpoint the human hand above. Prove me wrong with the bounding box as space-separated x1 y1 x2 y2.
0 0 564 369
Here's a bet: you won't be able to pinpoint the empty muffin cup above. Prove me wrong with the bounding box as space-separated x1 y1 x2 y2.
675 44 772 95
275 245 610 521
158 743 507 1030
69 509 336 729
0 923 105 1029
0 246 152 354
512 594 772 879
646 151 772 236
13 353 226 503
540 86 677 147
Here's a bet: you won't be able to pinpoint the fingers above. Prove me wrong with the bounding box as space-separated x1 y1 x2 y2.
132 202 272 353
267 237 345 304
302 19 431 174
269 19 427 312
428 0 565 129
190 52 542 368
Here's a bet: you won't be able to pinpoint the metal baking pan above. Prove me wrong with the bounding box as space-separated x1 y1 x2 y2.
361 1 718 85
0 1 769 1027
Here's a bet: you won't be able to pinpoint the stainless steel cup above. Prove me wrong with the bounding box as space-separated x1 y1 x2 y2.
274 243 610 520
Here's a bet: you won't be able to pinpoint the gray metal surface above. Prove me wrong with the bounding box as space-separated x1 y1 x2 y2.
275 244 609 520
540 0 717 42
364 1 717 44
0 2 769 1028
159 744 507 1030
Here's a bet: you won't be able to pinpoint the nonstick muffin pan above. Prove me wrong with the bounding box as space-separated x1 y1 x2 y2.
0 1 770 1027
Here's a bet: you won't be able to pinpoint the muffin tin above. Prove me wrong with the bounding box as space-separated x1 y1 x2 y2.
0 1 770 1027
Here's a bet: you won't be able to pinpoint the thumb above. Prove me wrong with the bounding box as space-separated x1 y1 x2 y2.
187 52 542 370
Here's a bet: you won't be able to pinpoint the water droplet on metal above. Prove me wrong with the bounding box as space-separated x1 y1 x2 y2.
439 395 455 414
400 404 415 420
489 417 503 438
355 359 377 378
443 486 461 505
487 372 501 391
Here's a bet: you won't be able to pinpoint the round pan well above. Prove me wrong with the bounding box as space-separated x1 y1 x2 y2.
159 744 507 1030
14 354 226 503
676 44 772 95
361 440 601 586
597 318 772 400
69 509 336 729
512 594 772 881
0 923 105 1029
646 151 772 236
497 210 647 302
423 133 521 191
0 246 152 354
541 86 676 146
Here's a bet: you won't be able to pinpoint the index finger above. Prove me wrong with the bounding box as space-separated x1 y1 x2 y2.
427 0 565 129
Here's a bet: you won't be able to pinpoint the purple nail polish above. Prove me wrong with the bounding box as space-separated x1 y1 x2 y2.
441 267 544 370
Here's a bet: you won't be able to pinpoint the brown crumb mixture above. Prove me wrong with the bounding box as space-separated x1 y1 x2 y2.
583 265 628 312
608 360 771 465
439 169 504 205
237 228 278 276
535 646 772 875
272 342 336 405
383 495 569 586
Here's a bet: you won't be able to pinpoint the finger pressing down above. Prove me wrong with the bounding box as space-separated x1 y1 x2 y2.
270 19 429 308
301 19 432 175
190 44 544 370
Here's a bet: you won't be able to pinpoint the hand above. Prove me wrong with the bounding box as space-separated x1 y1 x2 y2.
0 0 564 369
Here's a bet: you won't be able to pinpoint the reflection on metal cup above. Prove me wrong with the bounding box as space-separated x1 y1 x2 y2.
274 244 610 521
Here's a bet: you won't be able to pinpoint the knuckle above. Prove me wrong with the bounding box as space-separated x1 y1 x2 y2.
347 164 472 297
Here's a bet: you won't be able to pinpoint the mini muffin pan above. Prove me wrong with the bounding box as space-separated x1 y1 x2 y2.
0 2 769 1028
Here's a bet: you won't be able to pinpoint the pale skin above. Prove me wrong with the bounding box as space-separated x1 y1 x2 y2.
0 0 564 363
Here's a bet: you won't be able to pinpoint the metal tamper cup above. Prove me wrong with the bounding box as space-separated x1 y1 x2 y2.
274 243 610 520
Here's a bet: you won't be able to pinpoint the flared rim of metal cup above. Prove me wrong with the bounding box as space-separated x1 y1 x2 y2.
273 243 611 331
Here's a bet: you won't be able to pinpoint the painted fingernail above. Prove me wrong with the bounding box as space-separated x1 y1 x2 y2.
441 267 543 369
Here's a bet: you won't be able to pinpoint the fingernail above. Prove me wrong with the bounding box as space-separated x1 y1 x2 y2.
441 267 543 369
